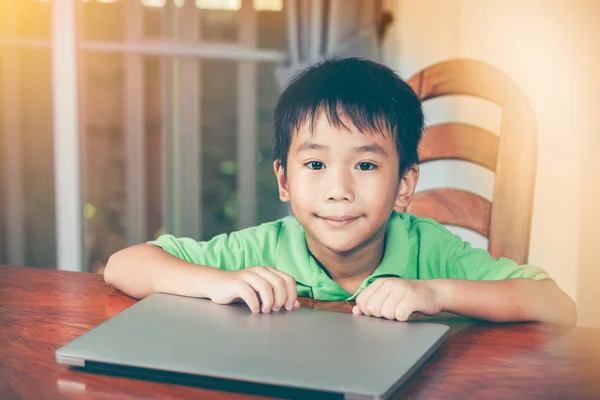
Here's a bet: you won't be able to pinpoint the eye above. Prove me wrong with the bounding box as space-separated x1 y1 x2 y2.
355 162 377 171
305 161 325 170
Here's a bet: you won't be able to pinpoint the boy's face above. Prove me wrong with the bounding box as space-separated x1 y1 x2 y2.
274 112 418 255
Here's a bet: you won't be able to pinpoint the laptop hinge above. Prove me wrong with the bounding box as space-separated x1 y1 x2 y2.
345 393 381 400
56 355 86 367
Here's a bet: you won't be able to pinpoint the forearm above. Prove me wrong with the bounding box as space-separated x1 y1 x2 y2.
104 244 223 299
431 278 577 325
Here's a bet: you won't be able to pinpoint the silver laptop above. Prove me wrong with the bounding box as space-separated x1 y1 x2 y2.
56 293 448 399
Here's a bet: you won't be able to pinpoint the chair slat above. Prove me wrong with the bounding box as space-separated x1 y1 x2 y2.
420 123 498 171
408 59 508 105
407 189 491 237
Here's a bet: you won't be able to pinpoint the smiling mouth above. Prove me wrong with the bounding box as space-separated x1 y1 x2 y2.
317 215 361 227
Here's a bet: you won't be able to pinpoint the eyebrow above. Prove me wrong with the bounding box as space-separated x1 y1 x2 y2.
297 141 328 152
353 144 388 157
296 141 389 157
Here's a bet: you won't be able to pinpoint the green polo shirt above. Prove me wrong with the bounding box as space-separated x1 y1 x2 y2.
148 212 550 301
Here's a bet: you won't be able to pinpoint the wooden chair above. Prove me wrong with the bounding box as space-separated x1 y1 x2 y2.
399 59 537 264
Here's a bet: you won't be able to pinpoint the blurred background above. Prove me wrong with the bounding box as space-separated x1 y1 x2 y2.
0 0 598 327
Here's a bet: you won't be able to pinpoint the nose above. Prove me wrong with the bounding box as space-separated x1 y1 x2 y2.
323 167 355 202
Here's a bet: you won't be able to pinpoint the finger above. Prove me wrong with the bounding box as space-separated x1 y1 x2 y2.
356 293 373 316
266 268 298 311
394 300 414 322
294 299 300 309
355 278 385 305
352 305 363 315
380 293 405 320
252 268 288 312
355 280 386 316
234 281 260 313
243 274 274 313
364 289 391 318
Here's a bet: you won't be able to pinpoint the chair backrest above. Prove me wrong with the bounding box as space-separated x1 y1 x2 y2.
399 59 537 264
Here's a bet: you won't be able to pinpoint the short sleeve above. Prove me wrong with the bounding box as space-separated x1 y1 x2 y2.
148 233 246 272
444 234 551 281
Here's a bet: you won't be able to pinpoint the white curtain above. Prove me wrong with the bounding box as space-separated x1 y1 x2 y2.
276 0 384 88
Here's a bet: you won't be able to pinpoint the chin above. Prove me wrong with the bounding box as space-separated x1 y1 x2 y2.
312 233 365 255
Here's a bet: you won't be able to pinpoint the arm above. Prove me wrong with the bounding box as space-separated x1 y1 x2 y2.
436 232 577 324
104 244 299 312
104 244 223 299
353 277 577 325
431 278 577 325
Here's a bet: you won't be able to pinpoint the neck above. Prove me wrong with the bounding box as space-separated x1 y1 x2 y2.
306 227 386 283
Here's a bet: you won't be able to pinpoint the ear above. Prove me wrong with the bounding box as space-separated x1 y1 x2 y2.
273 160 290 202
394 164 419 211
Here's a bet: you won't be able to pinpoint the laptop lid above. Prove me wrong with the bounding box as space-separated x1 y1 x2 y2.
56 293 448 400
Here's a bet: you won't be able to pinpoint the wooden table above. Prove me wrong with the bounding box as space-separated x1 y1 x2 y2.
1 265 599 399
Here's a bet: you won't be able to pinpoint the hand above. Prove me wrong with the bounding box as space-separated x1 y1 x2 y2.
207 267 300 314
352 278 444 321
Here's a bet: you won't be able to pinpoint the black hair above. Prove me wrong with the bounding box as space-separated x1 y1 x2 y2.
273 57 424 177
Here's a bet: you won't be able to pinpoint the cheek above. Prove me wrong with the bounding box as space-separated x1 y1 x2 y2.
287 170 319 199
359 173 399 203
361 189 397 214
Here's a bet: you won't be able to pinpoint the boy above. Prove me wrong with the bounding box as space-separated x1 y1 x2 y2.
105 58 576 325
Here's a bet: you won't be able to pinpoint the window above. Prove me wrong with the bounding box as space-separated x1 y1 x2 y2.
1 0 286 271
0 0 55 269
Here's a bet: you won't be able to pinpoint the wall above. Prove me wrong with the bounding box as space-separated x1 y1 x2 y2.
576 1 600 328
389 0 599 326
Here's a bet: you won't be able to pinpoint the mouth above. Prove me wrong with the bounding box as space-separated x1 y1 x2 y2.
317 215 361 227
